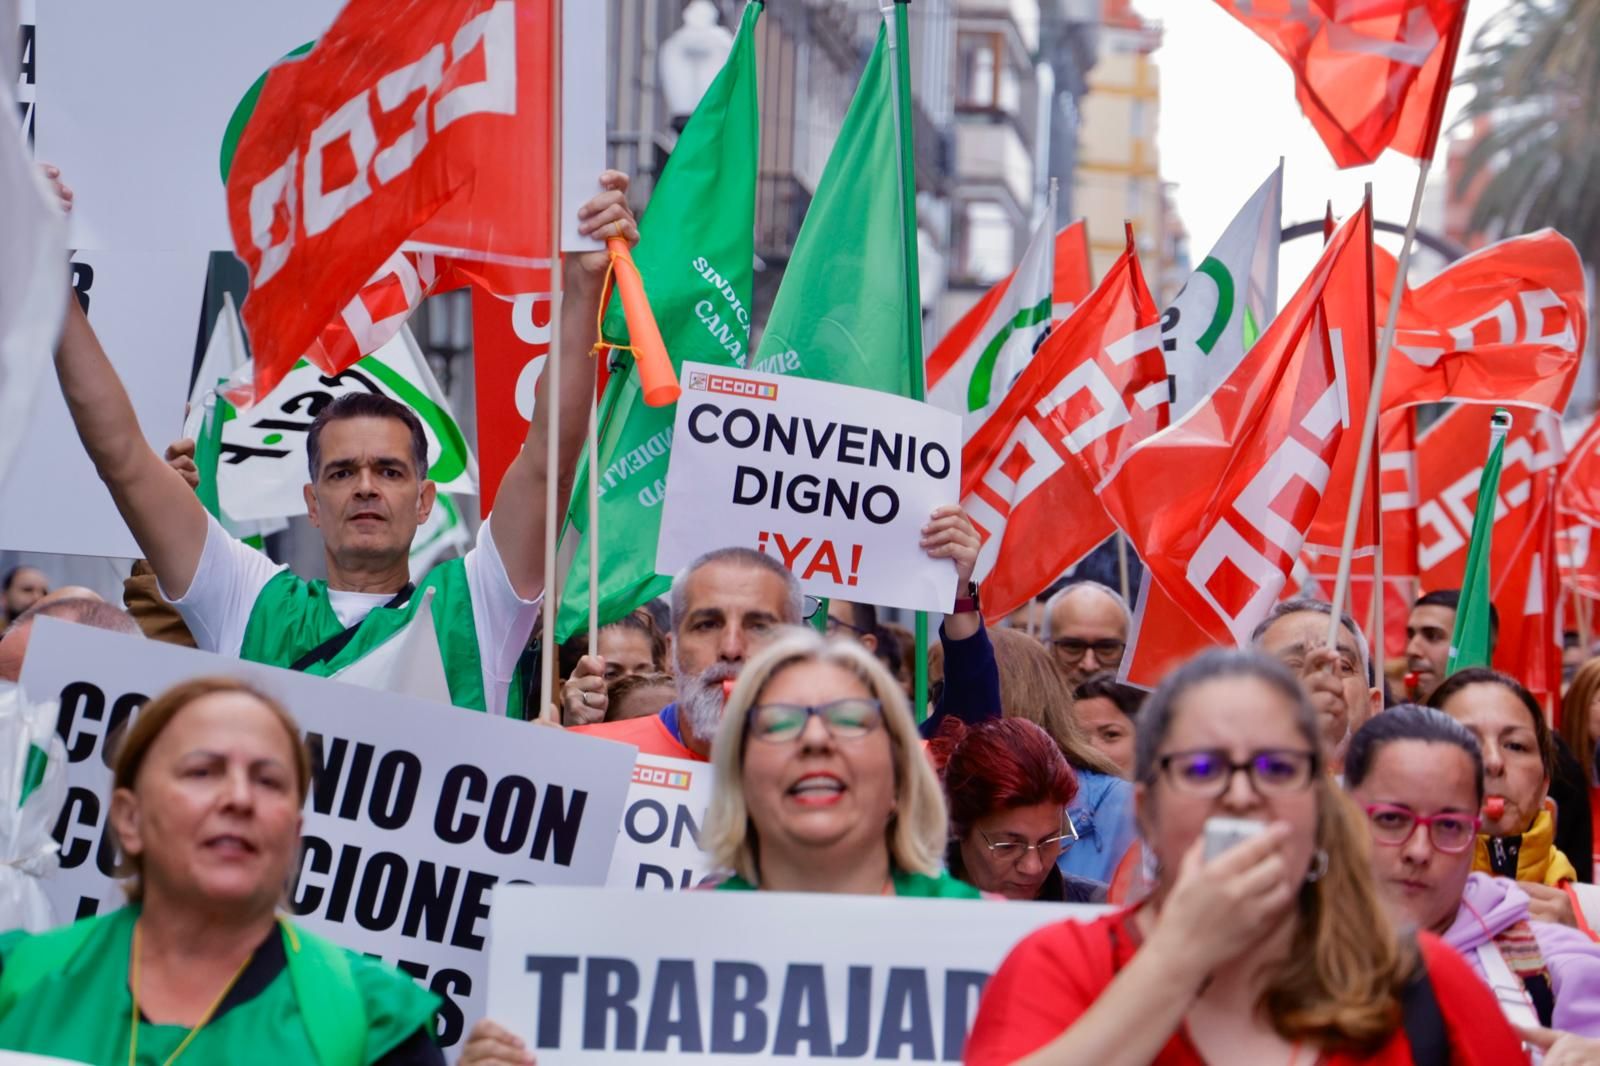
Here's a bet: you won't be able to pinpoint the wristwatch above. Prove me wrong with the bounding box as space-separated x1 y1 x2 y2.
952 580 981 615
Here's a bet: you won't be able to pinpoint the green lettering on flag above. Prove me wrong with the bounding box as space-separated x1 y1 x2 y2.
1447 408 1511 673
554 2 762 642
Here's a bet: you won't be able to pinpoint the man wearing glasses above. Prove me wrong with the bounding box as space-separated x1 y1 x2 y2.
1044 582 1130 687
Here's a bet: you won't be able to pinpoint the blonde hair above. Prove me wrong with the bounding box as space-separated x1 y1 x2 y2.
703 628 947 885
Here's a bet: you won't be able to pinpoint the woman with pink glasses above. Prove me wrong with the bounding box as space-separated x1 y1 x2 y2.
1345 704 1600 1040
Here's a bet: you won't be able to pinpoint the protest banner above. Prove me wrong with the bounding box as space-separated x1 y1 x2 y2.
487 885 1103 1063
656 362 961 613
604 754 714 891
0 250 202 559
19 618 636 1051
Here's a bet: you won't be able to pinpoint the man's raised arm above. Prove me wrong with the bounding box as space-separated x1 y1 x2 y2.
492 171 640 599
54 296 208 596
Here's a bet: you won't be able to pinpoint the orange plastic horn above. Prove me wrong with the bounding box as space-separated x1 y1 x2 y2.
606 237 680 407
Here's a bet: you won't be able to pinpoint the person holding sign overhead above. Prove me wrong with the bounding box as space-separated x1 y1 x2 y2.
964 650 1526 1065
49 174 638 718
0 676 443 1064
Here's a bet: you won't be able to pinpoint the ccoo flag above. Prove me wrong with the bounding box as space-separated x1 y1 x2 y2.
1448 410 1512 672
753 21 914 396
554 1 762 641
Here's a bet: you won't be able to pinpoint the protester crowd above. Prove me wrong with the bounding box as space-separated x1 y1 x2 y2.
3 176 1599 1066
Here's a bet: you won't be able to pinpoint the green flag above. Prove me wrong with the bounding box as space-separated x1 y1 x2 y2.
751 21 916 397
1448 408 1512 673
554 2 762 641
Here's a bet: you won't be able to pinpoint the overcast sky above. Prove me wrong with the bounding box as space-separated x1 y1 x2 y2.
1130 0 1510 296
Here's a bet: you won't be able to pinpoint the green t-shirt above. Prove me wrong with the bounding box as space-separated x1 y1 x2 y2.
716 868 982 898
0 907 438 1065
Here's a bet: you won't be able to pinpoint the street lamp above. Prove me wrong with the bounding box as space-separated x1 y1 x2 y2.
659 1 735 131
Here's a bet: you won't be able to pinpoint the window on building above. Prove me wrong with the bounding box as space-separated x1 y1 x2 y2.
957 31 1004 111
962 200 1015 284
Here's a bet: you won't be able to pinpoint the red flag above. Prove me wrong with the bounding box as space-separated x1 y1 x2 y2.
227 0 552 401
1105 202 1376 686
1053 220 1093 320
1215 0 1467 167
1559 415 1600 532
962 229 1167 621
1416 404 1564 699
1378 231 1587 415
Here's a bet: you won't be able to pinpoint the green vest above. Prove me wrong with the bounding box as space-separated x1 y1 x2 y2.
716 868 983 899
0 907 438 1065
239 560 526 718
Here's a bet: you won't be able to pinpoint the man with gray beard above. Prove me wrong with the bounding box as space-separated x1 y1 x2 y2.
571 546 802 759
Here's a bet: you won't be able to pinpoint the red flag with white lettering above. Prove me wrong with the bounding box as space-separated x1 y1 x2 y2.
1559 415 1600 533
962 229 1167 622
1105 202 1375 687
1377 232 1587 416
1214 0 1467 167
226 0 552 401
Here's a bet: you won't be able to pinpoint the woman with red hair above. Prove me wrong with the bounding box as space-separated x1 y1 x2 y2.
932 718 1105 902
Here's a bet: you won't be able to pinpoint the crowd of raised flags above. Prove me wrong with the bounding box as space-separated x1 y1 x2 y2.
6 0 1600 1061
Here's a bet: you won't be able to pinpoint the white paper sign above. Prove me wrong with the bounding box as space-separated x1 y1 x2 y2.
487 885 1103 1063
19 619 637 1054
560 0 606 254
0 249 204 558
604 754 715 890
656 363 962 612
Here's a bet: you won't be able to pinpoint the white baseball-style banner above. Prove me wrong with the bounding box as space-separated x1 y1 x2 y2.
604 753 714 891
656 362 962 612
19 618 637 1054
487 886 1104 1063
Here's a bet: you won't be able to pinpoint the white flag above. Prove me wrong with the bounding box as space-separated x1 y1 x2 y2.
926 190 1057 442
1163 164 1282 418
0 17 66 494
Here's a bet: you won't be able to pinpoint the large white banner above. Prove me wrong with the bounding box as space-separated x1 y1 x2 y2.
19 618 637 1054
604 753 715 890
0 249 204 558
657 363 962 612
487 885 1102 1063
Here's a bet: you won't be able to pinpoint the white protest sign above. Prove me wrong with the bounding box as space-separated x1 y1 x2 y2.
488 885 1102 1063
656 363 962 612
0 250 203 558
604 754 715 890
19 618 636 1054
561 0 606 254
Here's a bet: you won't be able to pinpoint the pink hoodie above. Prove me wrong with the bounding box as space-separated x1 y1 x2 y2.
1444 872 1600 1037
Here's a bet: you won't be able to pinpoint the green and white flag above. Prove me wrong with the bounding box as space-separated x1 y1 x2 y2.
555 1 762 642
409 494 470 582
187 317 477 524
1164 163 1282 418
752 19 914 397
925 189 1056 441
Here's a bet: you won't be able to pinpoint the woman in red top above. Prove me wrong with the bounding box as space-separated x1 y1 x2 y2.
965 649 1527 1066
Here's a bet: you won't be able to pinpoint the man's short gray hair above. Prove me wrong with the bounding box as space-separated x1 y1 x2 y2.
1042 580 1130 640
669 547 803 630
6 596 141 638
1250 597 1373 686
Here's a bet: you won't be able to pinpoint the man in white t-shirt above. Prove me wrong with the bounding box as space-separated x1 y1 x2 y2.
51 172 640 717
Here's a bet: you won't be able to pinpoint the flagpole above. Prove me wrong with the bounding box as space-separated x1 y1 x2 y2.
539 0 566 723
1326 161 1430 649
884 0 932 720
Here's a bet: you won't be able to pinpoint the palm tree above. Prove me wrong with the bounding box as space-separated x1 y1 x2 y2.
1453 0 1600 267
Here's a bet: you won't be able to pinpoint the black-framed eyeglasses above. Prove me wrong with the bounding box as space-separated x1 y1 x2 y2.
746 699 883 743
1050 637 1126 664
1152 748 1318 796
824 614 869 637
976 812 1079 866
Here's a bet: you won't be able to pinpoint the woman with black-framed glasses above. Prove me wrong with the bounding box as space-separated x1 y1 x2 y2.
1347 704 1600 1039
700 627 979 898
931 717 1104 902
966 649 1525 1066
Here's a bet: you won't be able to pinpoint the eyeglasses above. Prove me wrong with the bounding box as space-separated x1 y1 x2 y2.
1152 748 1318 796
1050 638 1126 664
824 615 869 637
803 595 823 621
1364 804 1480 854
977 813 1079 866
746 699 883 743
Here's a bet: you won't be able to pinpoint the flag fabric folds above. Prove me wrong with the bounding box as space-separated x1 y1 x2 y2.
961 230 1167 622
1448 412 1511 672
1106 201 1376 687
226 0 553 401
1214 0 1468 167
553 1 761 641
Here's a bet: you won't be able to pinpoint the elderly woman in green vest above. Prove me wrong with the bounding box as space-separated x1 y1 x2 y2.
0 676 441 1065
